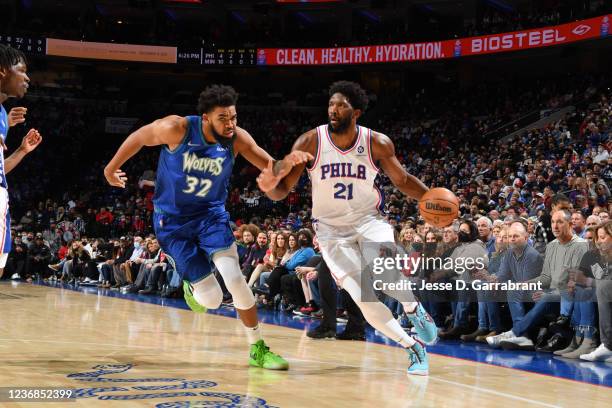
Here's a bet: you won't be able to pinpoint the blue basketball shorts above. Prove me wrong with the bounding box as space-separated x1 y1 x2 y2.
153 209 235 284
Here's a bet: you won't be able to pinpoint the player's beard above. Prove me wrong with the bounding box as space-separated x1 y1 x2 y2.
211 126 236 148
328 115 352 133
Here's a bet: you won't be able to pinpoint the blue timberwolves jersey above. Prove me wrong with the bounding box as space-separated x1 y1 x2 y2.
153 116 234 217
0 105 9 189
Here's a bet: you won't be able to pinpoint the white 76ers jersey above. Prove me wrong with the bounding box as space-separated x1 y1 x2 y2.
308 124 383 226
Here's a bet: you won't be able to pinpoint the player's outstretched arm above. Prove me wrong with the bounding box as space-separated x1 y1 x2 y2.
372 132 429 201
258 129 317 201
235 127 314 196
104 115 186 188
4 128 42 174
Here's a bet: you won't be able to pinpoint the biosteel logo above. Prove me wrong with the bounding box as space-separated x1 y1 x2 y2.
572 25 592 35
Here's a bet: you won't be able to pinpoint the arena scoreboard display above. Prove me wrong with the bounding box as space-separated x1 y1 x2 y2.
0 35 45 55
177 47 257 66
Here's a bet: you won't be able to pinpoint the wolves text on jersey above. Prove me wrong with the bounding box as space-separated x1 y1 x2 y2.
182 152 225 176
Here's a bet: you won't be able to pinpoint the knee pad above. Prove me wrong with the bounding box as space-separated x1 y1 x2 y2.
192 275 223 310
213 245 255 310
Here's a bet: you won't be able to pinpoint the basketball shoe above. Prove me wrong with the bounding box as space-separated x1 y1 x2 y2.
183 280 208 313
249 340 289 370
406 338 429 376
406 303 438 344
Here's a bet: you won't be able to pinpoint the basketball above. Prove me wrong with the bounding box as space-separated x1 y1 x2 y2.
418 188 459 228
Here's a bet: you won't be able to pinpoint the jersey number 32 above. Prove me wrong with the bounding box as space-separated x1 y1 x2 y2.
183 176 213 198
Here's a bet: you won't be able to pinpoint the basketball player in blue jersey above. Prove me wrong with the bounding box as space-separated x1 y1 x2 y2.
104 85 312 370
258 81 438 376
0 45 43 279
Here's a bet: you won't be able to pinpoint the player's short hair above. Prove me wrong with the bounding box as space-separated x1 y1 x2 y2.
0 44 26 71
329 81 368 112
197 84 238 115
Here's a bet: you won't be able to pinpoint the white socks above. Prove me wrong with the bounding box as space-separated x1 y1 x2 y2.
245 324 263 345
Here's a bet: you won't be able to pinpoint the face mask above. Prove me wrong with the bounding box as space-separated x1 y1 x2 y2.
424 243 437 254
458 231 471 243
299 238 309 247
412 243 424 252
134 242 141 249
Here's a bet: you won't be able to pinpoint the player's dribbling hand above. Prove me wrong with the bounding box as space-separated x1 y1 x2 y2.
19 129 42 153
281 150 313 174
8 107 27 127
105 168 128 188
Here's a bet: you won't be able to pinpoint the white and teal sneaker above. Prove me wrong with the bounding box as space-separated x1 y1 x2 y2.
407 303 438 344
406 339 429 376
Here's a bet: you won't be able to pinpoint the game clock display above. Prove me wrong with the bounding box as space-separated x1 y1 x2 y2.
177 47 256 66
0 35 45 55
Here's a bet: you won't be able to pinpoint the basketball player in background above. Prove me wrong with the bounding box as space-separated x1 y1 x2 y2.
258 81 437 375
104 84 312 370
0 45 43 279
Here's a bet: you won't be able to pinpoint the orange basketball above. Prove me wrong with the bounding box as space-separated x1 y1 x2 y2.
418 188 460 228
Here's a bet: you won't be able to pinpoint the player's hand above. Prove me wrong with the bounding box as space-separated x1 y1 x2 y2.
19 128 42 153
306 271 318 281
257 160 281 193
567 280 576 294
8 107 27 127
279 150 313 176
104 168 128 188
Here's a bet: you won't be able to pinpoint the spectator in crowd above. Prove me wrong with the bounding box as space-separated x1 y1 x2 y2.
248 231 286 288
572 212 587 238
586 215 601 229
476 216 496 256
257 233 299 308
307 257 366 341
26 235 52 282
463 225 508 342
279 229 316 313
6 235 28 280
241 232 268 283
571 221 612 361
487 210 589 350
434 220 489 339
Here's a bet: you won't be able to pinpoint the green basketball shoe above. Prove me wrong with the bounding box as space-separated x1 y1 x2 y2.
183 280 207 313
249 340 289 370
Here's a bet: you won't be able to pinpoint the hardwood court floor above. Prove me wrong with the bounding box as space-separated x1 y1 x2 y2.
0 282 610 408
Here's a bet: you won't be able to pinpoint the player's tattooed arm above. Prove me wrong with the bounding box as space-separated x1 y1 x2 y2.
258 129 317 200
104 115 186 188
371 131 429 201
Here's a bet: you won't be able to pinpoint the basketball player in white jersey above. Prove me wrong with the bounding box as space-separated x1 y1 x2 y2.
0 45 43 278
258 81 437 376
